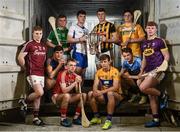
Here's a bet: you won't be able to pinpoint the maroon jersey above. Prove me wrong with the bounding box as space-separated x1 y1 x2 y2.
53 70 76 94
141 37 168 72
21 40 47 76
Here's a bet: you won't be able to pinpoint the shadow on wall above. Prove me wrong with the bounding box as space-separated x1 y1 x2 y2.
160 23 179 103
13 28 30 106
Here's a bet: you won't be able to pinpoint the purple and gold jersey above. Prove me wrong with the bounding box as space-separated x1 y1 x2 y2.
141 37 168 72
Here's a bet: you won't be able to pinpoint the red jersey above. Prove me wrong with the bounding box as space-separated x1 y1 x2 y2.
53 70 76 94
21 40 47 76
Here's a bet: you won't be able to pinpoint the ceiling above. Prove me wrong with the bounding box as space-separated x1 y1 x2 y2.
45 0 141 16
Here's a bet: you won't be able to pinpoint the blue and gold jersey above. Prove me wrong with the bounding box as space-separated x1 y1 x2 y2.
95 67 120 93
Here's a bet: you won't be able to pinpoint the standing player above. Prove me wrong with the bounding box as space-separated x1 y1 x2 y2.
88 54 124 130
51 59 87 127
67 10 88 81
18 26 47 126
117 10 145 58
47 15 70 60
93 8 118 69
138 21 169 127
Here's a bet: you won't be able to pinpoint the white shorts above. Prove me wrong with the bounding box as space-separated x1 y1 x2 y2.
27 75 44 88
148 71 165 82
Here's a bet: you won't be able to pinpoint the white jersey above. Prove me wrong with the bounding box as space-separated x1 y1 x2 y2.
68 24 88 54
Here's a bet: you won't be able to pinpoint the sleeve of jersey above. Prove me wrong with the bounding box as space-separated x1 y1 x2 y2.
122 61 127 69
21 42 30 53
110 23 116 33
47 31 55 42
136 57 142 66
68 26 75 37
160 39 168 52
113 69 120 80
95 70 100 80
137 24 145 38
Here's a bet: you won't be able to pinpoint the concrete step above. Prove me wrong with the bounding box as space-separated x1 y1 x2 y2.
25 115 152 125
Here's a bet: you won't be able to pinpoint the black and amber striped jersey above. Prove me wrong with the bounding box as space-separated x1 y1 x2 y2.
93 21 116 52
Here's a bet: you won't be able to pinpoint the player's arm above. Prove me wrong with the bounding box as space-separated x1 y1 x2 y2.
46 40 56 48
139 54 146 75
67 35 86 44
18 52 27 69
128 25 145 43
47 62 64 79
60 72 81 93
92 76 100 92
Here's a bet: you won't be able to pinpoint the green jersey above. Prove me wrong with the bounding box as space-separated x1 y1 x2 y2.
47 27 69 55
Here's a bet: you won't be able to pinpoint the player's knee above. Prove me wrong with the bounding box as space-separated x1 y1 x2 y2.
63 93 71 101
107 91 114 96
88 91 93 98
139 86 147 93
35 89 44 97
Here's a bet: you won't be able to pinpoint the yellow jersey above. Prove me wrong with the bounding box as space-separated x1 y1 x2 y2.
118 23 145 56
95 67 121 93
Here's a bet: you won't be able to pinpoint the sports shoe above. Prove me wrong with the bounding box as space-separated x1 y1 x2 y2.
33 117 45 126
139 96 147 104
102 120 112 130
60 118 72 127
160 93 169 109
73 117 81 125
144 120 160 127
90 117 101 125
18 99 27 111
128 94 139 103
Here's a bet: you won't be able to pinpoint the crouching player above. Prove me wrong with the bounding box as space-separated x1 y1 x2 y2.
51 59 87 127
88 54 124 130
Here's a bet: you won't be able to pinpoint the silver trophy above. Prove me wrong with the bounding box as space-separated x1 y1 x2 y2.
87 31 101 55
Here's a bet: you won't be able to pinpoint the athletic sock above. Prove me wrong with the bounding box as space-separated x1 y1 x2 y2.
60 108 67 121
94 112 100 118
153 114 159 122
74 107 81 119
106 114 113 121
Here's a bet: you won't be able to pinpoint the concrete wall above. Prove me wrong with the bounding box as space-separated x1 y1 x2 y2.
0 0 31 111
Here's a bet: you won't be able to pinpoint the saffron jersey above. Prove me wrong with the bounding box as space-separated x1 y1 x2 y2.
118 24 145 56
95 67 120 93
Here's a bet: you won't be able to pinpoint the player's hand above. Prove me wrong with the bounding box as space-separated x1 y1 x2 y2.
101 36 106 42
121 39 131 47
63 48 69 52
75 76 82 83
79 36 87 43
93 90 102 97
58 58 66 65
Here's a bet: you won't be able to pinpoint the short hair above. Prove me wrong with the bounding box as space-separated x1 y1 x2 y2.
53 45 63 52
67 58 77 64
77 10 86 17
122 47 133 54
32 26 42 32
146 21 158 28
97 8 106 13
57 14 67 19
123 9 133 16
100 54 110 61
